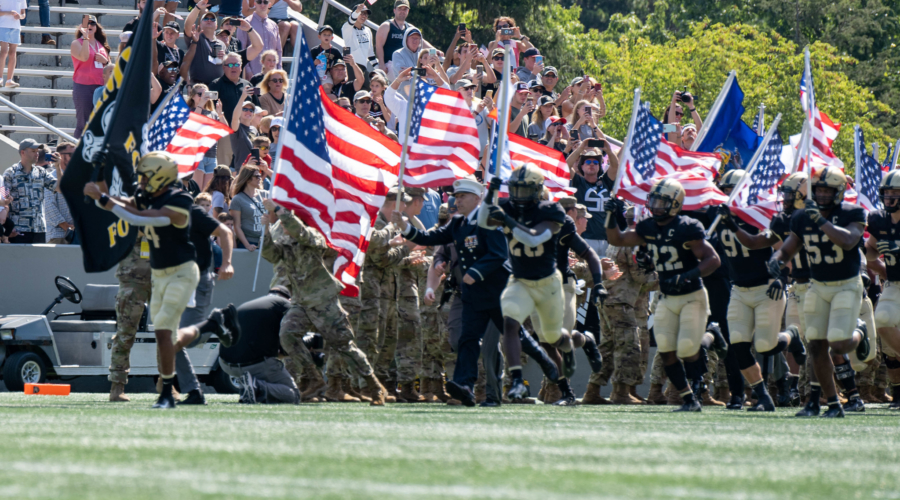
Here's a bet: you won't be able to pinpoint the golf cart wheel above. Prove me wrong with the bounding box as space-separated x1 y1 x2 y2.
209 365 241 394
2 351 47 392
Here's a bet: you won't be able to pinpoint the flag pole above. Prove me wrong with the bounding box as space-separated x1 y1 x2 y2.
691 70 736 151
604 88 641 228
790 120 809 174
706 113 782 237
854 125 862 194
873 142 880 163
757 103 765 135
491 45 513 183
252 26 304 293
804 47 814 200
892 138 900 170
395 72 418 213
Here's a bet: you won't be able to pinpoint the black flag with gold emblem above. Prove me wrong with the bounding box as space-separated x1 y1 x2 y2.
60 0 153 272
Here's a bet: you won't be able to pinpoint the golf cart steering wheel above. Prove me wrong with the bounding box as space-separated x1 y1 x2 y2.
55 276 82 304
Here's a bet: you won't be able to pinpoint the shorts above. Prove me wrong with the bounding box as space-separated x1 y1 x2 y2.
803 276 863 342
785 282 809 338
727 283 786 352
150 261 200 336
0 27 20 45
875 281 900 358
532 277 577 339
502 270 565 343
654 287 710 358
197 156 217 174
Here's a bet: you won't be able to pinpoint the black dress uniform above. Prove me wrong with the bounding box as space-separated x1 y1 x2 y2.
403 207 511 390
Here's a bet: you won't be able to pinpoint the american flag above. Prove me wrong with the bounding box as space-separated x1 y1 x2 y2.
882 144 893 172
272 33 403 297
146 92 233 177
855 127 884 212
799 73 844 171
404 79 480 186
507 133 575 201
617 102 726 210
730 130 788 229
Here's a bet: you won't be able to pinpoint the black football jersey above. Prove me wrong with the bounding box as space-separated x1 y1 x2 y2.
770 211 810 282
867 210 900 282
635 215 705 296
499 199 567 280
716 218 772 288
138 187 196 270
556 215 590 283
789 202 866 282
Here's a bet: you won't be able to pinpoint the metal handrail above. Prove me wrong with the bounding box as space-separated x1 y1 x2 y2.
318 0 380 31
0 95 77 142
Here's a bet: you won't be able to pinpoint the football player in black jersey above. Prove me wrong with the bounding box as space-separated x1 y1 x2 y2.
713 170 806 412
605 178 722 412
767 166 871 418
85 152 237 409
863 170 900 409
483 164 608 405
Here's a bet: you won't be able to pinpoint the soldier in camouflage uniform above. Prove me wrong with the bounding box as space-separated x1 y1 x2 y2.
419 204 452 402
261 199 387 406
109 238 152 402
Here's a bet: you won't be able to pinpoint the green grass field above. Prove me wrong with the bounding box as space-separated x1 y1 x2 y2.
0 394 898 499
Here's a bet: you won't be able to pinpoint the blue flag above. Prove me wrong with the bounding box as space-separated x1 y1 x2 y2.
696 77 760 171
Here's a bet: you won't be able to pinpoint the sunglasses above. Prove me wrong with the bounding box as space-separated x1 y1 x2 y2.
202 17 216 22
243 107 255 112
252 174 262 179
492 56 504 61
498 24 510 29
165 67 178 72
256 0 269 4
357 99 372 103
583 160 600 166
269 78 284 83
675 111 684 117
225 62 241 68
87 21 97 27
259 146 269 151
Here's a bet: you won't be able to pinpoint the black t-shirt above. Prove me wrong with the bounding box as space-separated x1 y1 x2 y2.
683 208 730 280
310 45 343 69
157 41 185 68
123 16 139 34
218 294 290 364
570 172 613 240
716 218 772 288
789 202 866 282
636 215 705 296
480 67 502 99
209 76 258 123
868 210 900 282
330 77 357 100
556 215 589 283
499 199 566 280
770 211 810 282
189 206 220 271
138 187 196 270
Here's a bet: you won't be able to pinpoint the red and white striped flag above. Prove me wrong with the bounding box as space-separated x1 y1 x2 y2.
799 72 844 172
508 134 575 201
402 80 480 186
167 113 233 176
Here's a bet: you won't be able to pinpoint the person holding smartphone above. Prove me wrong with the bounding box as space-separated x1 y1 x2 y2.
236 0 282 78
328 57 364 100
566 136 619 257
487 16 533 67
342 3 375 84
70 15 110 138
516 48 542 83
43 142 76 244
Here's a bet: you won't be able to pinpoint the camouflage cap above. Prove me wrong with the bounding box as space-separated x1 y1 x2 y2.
438 203 450 219
385 186 413 203
575 204 592 219
558 195 577 209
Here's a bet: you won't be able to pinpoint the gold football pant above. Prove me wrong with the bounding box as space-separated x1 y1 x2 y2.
502 271 565 343
653 287 710 358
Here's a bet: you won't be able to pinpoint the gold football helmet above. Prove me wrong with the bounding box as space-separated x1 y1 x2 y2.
508 163 544 209
779 172 808 214
718 169 746 193
810 166 846 209
880 170 900 213
137 151 179 194
647 177 685 220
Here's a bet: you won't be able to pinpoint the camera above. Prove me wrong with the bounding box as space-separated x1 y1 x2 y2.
500 28 514 36
415 67 427 77
457 23 465 33
204 91 218 100
343 46 351 56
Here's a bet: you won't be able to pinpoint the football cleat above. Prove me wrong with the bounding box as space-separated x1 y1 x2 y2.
843 397 865 413
178 389 206 405
519 328 559 381
446 381 476 407
789 388 801 407
747 394 776 412
672 399 702 412
152 393 176 409
821 405 845 418
239 372 257 404
786 325 807 365
552 394 577 406
706 322 728 358
479 399 501 408
889 399 900 410
580 331 603 373
726 394 745 410
506 377 529 401
855 319 870 362
795 401 820 417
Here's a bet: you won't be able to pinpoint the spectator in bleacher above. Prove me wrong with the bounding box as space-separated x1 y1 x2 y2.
567 98 602 142
487 17 533 67
92 63 114 107
538 116 569 154
454 79 491 150
183 6 227 85
157 60 179 95
214 19 263 74
566 141 618 256
70 15 110 138
34 144 51 170
509 81 532 137
229 89 257 171
538 66 565 103
515 48 541 83
2 139 56 243
157 21 184 68
249 49 277 85
205 165 233 217
153 0 179 28
20 0 52 46
375 0 414 74
342 3 374 84
266 0 301 50
43 142 75 244
229 164 267 250
388 27 420 89
478 47 502 99
211 51 258 162
527 95 557 141
189 83 229 189
329 57 363 101
0 0 25 87
368 74 392 129
236 0 281 79
258 68 286 116
310 25 341 73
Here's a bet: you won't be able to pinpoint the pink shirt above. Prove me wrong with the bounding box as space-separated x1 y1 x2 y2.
72 39 108 86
